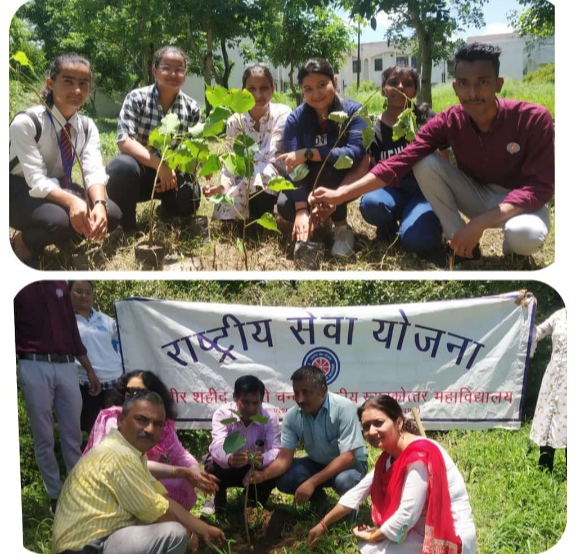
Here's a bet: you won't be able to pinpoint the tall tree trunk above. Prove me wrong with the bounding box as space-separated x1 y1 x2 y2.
418 31 433 107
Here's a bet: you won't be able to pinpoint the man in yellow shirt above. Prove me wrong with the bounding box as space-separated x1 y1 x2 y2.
53 390 225 554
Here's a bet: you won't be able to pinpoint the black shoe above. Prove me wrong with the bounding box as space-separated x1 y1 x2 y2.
423 243 481 269
49 498 58 516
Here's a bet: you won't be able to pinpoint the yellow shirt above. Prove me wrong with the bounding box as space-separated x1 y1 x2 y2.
52 429 170 553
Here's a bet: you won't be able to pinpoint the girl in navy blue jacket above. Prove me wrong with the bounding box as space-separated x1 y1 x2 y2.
276 58 368 257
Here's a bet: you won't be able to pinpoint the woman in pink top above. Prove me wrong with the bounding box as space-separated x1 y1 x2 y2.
84 370 218 510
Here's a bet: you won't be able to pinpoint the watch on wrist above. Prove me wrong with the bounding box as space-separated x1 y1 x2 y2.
93 199 108 212
304 148 314 161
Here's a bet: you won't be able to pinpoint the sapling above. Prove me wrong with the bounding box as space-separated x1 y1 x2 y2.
221 409 270 549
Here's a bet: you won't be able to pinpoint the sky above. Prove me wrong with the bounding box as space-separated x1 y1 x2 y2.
347 0 523 44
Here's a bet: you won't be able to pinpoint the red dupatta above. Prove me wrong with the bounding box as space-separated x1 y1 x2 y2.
370 439 462 554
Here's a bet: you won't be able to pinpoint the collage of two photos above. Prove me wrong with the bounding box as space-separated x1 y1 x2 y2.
7 0 565 553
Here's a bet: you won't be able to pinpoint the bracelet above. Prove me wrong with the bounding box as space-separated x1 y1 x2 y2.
171 465 177 477
93 199 108 212
369 530 379 543
320 519 329 533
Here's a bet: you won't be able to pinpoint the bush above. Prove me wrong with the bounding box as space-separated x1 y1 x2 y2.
523 63 554 84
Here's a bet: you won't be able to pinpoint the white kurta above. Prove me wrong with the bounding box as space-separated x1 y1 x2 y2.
338 438 476 554
530 308 567 449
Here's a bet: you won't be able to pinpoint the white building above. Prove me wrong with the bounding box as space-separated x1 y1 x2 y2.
336 32 554 94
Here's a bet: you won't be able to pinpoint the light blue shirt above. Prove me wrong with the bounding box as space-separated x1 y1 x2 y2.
281 392 367 466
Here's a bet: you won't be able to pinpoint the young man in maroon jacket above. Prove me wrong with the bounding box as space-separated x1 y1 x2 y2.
14 280 100 514
310 42 554 267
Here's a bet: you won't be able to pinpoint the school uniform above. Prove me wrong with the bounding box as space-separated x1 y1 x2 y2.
9 104 121 252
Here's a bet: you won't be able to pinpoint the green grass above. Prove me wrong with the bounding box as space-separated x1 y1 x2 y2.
19 385 566 554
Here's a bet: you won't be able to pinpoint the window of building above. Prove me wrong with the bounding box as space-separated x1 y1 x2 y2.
353 60 360 73
396 56 409 67
374 58 383 72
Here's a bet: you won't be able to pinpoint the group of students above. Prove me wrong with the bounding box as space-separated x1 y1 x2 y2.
9 41 554 268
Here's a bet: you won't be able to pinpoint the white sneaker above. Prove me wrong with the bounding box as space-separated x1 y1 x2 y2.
201 498 215 515
331 226 355 257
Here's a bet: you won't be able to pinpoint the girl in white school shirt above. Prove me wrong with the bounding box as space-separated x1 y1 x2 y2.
9 53 121 267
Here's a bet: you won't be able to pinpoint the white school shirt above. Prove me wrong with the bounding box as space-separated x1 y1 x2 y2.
75 309 123 384
9 104 109 198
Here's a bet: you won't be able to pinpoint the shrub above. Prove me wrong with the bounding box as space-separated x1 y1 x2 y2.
523 62 554 84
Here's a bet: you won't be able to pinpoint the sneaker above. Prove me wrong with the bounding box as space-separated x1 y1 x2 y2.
331 226 355 257
201 498 215 516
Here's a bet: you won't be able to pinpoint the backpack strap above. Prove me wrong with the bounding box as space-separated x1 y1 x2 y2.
9 110 43 172
10 110 91 171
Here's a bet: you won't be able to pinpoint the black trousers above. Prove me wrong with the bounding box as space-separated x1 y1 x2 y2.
79 385 117 436
204 453 275 508
9 175 121 252
106 153 200 230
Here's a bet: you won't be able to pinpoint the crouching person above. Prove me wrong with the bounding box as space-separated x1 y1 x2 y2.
52 390 225 554
203 375 281 514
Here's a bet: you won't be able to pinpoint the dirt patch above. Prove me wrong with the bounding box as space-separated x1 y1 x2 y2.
213 507 306 553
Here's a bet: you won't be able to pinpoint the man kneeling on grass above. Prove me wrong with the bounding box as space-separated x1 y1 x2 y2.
310 42 554 268
52 390 225 554
244 366 367 516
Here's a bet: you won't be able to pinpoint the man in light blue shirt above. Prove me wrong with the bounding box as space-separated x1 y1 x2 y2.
245 365 367 513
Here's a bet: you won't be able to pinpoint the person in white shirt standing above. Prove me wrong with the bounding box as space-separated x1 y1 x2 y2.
9 53 121 267
69 280 124 435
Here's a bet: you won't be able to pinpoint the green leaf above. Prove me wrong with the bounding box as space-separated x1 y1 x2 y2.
227 88 255 114
229 409 243 419
251 414 270 424
12 51 31 68
223 431 246 454
358 105 372 126
198 154 221 177
334 153 354 170
222 153 247 178
236 238 245 253
203 106 232 137
148 127 170 151
158 112 180 135
328 111 348 123
188 122 205 138
206 85 230 108
362 126 375 149
254 212 280 233
289 163 310 182
267 176 297 192
220 417 239 425
208 193 235 206
233 135 258 158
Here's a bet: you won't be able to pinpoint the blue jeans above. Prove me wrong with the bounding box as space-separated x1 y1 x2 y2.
359 174 442 253
276 456 368 500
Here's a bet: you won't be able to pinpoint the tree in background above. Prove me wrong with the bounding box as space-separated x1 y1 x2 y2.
249 0 355 103
341 0 487 106
508 0 555 39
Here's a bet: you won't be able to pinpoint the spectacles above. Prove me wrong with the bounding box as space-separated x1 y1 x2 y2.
157 64 186 76
72 289 93 297
125 386 147 397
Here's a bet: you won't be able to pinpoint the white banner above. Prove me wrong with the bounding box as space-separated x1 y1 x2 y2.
114 291 536 431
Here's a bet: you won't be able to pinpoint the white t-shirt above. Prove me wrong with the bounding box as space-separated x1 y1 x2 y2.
75 309 123 384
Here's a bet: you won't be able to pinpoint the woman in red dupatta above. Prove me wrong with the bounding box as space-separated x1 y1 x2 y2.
307 395 476 553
